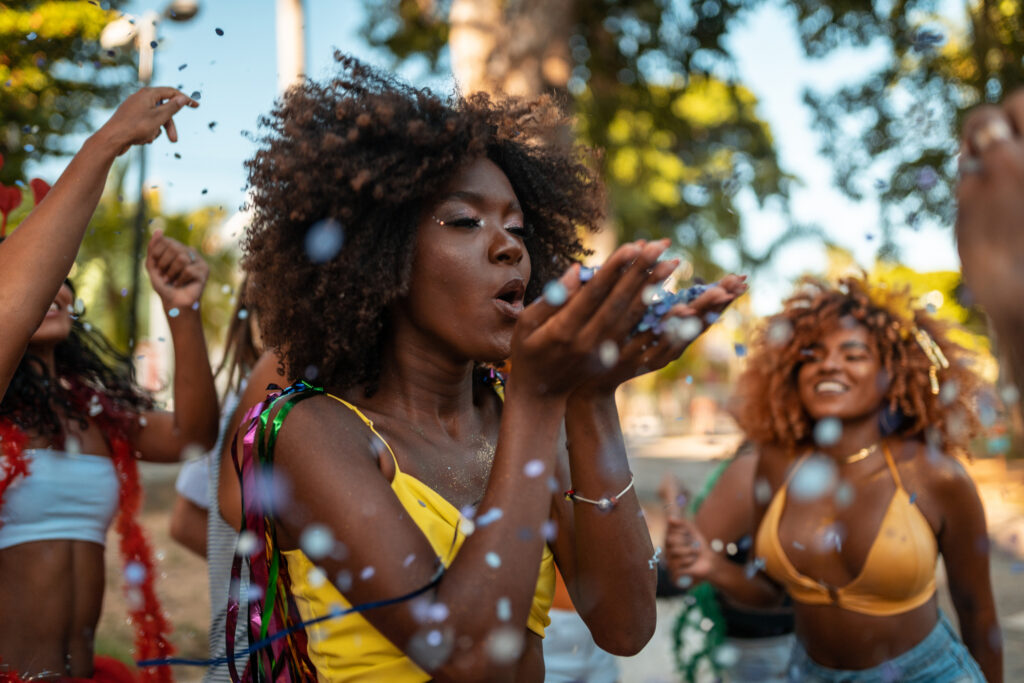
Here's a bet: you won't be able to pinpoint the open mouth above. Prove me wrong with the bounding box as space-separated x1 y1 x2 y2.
815 380 849 394
494 279 526 319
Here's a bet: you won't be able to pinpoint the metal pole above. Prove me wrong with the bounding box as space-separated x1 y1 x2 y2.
127 143 147 353
126 13 157 353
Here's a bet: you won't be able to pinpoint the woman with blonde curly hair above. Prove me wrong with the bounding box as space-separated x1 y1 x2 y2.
665 276 1001 682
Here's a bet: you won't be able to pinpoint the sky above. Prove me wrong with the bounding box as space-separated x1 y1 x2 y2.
29 0 964 315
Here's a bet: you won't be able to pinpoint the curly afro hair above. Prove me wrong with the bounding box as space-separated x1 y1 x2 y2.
730 275 984 456
243 53 604 393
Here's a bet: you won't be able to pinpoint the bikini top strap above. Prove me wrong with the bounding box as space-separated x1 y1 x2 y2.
782 452 813 488
881 441 904 490
324 392 400 470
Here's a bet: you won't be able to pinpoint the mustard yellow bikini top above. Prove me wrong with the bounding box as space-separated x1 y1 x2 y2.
754 443 937 617
284 394 555 682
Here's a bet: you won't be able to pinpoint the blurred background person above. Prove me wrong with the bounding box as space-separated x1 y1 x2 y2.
664 276 1000 682
0 227 217 681
658 451 795 683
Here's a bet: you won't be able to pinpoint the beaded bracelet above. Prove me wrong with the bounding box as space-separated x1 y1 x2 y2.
564 475 636 511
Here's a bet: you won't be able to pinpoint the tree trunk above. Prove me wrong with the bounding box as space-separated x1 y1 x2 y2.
448 0 574 97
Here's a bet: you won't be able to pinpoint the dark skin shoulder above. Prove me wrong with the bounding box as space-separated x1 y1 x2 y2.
343 380 503 513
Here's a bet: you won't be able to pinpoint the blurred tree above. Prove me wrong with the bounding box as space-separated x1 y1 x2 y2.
362 0 824 275
0 0 134 183
789 0 1024 257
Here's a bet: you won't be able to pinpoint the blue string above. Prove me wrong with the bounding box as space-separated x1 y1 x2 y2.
137 566 444 669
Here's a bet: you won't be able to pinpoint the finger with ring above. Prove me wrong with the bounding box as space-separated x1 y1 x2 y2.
973 117 1013 153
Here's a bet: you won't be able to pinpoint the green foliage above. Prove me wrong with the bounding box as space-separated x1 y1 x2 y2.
0 0 135 183
361 0 822 275
5 167 239 353
790 0 1024 256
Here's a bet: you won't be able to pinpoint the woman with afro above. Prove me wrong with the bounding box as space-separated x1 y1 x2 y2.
217 53 746 682
665 276 1001 682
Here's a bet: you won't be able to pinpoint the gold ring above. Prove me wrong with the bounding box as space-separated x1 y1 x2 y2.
973 117 1013 154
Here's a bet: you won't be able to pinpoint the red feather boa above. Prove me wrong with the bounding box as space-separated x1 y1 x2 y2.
0 384 173 682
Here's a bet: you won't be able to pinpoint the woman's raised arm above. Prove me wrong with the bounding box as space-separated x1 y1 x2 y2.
0 88 197 398
132 230 219 460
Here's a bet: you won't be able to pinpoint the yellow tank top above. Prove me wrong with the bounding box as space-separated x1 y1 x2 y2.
284 394 555 682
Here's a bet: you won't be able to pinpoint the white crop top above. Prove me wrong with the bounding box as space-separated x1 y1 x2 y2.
0 448 119 550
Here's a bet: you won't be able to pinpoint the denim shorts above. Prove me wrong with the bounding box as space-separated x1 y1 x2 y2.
786 612 985 682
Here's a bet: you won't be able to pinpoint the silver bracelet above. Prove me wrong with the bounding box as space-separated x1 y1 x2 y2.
563 474 636 511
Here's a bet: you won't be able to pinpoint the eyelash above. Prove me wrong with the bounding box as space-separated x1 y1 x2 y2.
435 215 528 237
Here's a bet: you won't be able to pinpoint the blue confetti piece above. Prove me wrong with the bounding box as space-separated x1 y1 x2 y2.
168 308 180 318
734 343 747 357
908 492 917 504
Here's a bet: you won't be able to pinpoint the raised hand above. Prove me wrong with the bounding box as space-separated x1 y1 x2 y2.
95 87 199 157
658 472 714 585
145 230 209 313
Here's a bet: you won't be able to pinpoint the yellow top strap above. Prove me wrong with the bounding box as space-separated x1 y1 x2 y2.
323 392 400 470
880 442 904 490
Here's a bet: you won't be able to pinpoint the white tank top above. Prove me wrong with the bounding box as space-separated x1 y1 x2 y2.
0 448 119 549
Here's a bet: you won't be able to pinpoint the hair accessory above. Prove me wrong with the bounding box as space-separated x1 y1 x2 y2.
564 474 635 511
913 328 949 394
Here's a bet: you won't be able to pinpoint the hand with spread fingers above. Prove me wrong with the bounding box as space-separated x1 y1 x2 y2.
579 268 748 394
145 229 209 313
511 239 746 397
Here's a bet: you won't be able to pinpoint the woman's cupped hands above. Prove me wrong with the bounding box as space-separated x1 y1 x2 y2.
509 239 747 399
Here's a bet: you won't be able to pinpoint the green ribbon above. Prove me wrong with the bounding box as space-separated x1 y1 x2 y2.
253 382 325 668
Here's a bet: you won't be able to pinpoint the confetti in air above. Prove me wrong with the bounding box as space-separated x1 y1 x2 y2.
476 507 503 527
789 456 838 502
496 597 511 621
598 340 619 368
486 627 524 664
305 218 346 263
299 524 335 560
124 561 146 585
648 546 662 570
523 459 545 477
543 280 568 306
813 417 842 446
